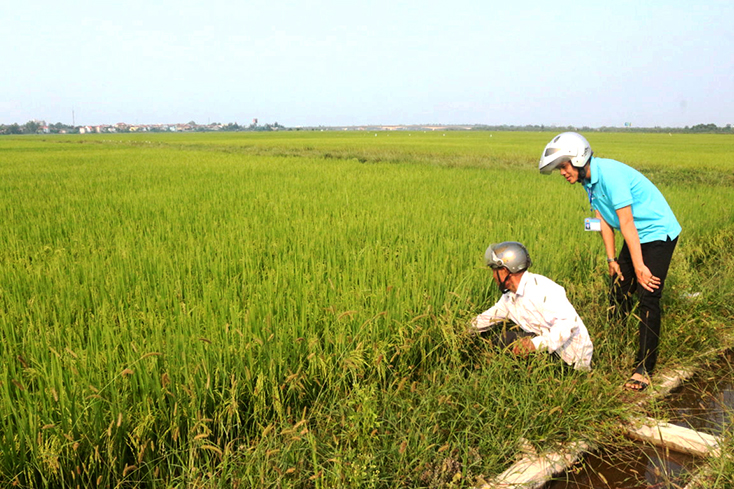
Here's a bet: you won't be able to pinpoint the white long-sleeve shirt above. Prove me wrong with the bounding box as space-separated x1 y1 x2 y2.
470 271 593 370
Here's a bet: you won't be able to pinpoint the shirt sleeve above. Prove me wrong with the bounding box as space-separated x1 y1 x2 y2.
470 299 511 333
602 167 634 210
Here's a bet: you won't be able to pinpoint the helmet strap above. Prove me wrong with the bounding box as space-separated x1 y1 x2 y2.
578 162 590 181
499 269 512 294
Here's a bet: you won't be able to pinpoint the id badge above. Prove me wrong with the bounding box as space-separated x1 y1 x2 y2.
584 218 601 232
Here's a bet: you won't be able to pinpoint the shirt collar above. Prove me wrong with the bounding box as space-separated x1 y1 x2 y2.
583 156 599 190
514 271 531 296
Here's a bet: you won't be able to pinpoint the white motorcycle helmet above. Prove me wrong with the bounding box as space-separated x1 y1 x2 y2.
539 132 593 175
484 242 532 274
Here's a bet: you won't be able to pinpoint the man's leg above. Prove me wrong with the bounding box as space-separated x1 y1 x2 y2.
635 237 678 375
494 327 534 350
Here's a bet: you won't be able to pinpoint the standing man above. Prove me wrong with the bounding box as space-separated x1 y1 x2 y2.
539 132 681 391
470 241 593 371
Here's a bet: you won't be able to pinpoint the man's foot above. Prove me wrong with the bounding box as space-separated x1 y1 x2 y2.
624 372 650 391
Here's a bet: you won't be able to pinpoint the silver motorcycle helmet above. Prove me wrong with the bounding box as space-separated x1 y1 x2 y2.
484 241 532 274
539 132 593 175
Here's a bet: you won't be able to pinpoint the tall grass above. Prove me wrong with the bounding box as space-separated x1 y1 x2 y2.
1 132 732 487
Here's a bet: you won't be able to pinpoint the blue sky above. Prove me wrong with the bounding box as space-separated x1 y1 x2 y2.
3 0 732 127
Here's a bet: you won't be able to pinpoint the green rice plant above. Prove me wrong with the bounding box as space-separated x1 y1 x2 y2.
0 131 732 487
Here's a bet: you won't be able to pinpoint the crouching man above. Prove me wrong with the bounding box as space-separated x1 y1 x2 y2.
470 241 593 371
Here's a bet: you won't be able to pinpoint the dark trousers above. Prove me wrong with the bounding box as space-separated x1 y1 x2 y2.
610 236 678 375
482 323 572 372
490 323 534 349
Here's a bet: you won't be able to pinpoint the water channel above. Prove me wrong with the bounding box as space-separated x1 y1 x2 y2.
545 353 733 488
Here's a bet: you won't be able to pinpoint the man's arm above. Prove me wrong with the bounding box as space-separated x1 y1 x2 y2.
530 315 580 354
595 209 622 279
470 301 509 333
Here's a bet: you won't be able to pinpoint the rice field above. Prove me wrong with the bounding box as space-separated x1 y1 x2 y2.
1 131 733 487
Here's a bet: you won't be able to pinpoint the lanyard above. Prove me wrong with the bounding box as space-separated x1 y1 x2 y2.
585 186 594 212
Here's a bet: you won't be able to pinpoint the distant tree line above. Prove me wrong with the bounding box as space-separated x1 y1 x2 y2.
0 121 75 135
469 123 733 133
1 120 732 135
0 120 287 135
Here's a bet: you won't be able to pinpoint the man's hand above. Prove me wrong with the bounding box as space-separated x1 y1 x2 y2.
511 337 536 357
608 260 622 280
635 264 660 293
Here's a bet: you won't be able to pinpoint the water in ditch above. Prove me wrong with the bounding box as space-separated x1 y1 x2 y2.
545 353 734 488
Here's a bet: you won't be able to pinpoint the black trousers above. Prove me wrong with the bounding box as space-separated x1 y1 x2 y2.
487 322 534 349
481 323 572 372
610 236 678 375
